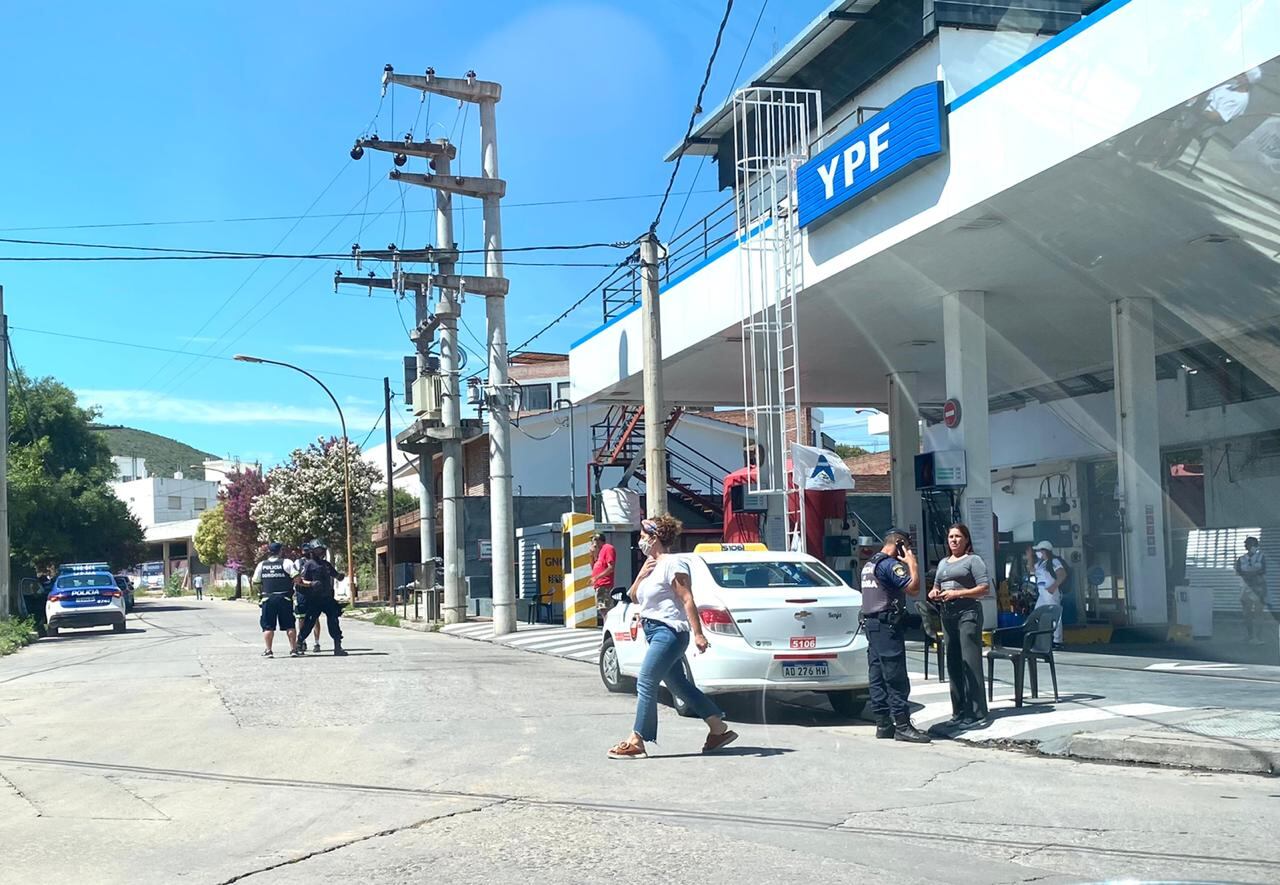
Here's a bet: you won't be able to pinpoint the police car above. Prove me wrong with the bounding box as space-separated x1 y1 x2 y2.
46 564 128 637
598 543 870 717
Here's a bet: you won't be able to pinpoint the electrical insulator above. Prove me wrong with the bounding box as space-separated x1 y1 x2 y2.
350 142 364 160
393 153 407 167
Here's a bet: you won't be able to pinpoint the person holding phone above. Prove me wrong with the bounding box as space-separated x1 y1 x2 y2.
607 514 737 760
859 528 931 743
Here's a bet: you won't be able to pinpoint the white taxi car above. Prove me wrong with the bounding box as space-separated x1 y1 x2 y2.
599 543 869 717
46 568 128 637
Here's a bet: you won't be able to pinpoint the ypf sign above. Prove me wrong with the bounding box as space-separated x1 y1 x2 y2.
797 82 948 228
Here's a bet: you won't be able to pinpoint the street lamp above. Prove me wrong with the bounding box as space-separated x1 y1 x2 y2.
233 354 357 601
554 397 576 513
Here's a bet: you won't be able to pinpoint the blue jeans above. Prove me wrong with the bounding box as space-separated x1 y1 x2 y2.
633 619 722 742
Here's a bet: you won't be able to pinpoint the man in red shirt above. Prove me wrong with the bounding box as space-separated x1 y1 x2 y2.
590 533 617 616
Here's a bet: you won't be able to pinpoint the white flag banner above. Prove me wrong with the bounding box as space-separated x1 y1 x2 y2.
790 442 856 491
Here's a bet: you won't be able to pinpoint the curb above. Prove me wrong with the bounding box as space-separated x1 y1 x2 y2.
1040 726 1280 777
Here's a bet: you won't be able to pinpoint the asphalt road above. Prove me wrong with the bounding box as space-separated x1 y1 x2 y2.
1 598 1277 885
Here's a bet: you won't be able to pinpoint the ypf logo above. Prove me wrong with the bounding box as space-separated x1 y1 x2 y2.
809 456 836 484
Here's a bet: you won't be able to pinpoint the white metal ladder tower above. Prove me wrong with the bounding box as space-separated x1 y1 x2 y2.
732 86 821 548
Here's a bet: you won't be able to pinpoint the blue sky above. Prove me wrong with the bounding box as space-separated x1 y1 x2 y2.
1 0 880 465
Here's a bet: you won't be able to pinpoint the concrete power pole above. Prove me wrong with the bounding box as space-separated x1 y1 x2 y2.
478 92 516 636
433 142 468 625
640 233 668 516
379 68 514 635
0 287 9 618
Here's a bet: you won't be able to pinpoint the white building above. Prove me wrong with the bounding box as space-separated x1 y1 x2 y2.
112 474 220 528
111 455 148 482
570 0 1280 643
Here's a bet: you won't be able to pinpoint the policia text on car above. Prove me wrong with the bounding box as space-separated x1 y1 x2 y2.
858 528 931 744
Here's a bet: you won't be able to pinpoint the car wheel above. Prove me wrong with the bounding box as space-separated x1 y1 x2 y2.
46 625 58 638
599 638 634 693
113 620 126 634
826 690 868 719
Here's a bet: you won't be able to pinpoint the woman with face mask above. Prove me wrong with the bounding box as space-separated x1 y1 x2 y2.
608 514 737 759
1030 541 1067 647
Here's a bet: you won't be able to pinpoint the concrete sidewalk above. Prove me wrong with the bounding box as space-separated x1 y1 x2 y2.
440 619 1279 776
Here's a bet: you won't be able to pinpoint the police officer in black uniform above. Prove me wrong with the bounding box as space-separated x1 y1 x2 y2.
296 540 348 656
253 542 299 658
860 528 931 743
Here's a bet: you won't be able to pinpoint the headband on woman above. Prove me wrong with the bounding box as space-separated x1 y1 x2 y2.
641 519 658 536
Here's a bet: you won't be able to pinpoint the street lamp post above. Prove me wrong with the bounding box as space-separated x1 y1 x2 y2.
233 355 357 602
554 398 577 514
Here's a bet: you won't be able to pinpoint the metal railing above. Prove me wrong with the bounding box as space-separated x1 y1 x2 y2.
600 196 739 323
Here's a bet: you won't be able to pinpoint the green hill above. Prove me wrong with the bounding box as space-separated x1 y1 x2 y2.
94 425 216 479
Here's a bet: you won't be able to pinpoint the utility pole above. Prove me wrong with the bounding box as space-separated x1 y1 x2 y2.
433 141 468 626
383 377 396 607
346 67 513 632
0 287 9 618
640 233 668 516
477 88 517 636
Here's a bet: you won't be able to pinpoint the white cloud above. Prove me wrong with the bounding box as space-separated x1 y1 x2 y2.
77 389 380 428
292 344 403 360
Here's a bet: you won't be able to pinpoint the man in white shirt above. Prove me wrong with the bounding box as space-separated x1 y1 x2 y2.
1030 541 1067 647
1155 68 1261 169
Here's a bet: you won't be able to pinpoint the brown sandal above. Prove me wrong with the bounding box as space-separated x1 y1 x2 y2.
608 740 648 760
702 729 739 754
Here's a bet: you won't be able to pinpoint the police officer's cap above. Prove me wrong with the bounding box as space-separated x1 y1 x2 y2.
885 527 911 542
267 541 282 555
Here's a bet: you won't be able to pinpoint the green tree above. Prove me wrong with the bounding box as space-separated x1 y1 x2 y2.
8 372 145 581
833 443 870 460
250 437 380 570
193 502 227 566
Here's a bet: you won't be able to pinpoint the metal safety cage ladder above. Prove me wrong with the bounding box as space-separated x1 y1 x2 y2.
732 87 821 517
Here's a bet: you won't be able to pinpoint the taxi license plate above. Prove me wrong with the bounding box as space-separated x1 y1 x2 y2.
781 662 829 679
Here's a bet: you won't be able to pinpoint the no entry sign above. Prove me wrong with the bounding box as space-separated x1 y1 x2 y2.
943 398 962 429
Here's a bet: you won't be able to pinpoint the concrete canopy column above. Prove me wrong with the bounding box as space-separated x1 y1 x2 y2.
1111 297 1169 626
888 372 922 554
943 290 995 622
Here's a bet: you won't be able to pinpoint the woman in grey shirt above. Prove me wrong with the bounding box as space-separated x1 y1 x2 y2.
929 523 990 728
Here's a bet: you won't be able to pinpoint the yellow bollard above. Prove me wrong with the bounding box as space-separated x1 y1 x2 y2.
562 512 597 628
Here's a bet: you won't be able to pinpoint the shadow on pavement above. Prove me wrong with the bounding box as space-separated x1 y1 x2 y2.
40 628 148 642
130 604 201 613
649 746 795 759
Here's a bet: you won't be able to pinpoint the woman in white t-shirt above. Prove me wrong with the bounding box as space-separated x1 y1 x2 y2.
608 515 738 759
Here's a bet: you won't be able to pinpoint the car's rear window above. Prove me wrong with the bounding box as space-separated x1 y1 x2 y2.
54 573 115 589
705 560 843 589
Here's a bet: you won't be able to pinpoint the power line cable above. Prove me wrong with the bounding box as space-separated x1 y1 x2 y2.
358 400 390 449
153 189 404 397
135 161 353 391
649 0 735 235
0 191 718 234
9 325 385 381
0 236 635 258
668 0 766 239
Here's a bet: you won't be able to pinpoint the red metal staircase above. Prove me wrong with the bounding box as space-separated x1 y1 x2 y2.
590 406 729 522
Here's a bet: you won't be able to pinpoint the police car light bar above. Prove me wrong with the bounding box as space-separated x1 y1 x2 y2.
693 543 768 553
58 562 111 574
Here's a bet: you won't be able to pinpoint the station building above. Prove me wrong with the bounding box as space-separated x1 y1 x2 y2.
570 0 1280 643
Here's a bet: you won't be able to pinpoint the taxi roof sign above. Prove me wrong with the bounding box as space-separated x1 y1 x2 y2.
693 542 768 553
